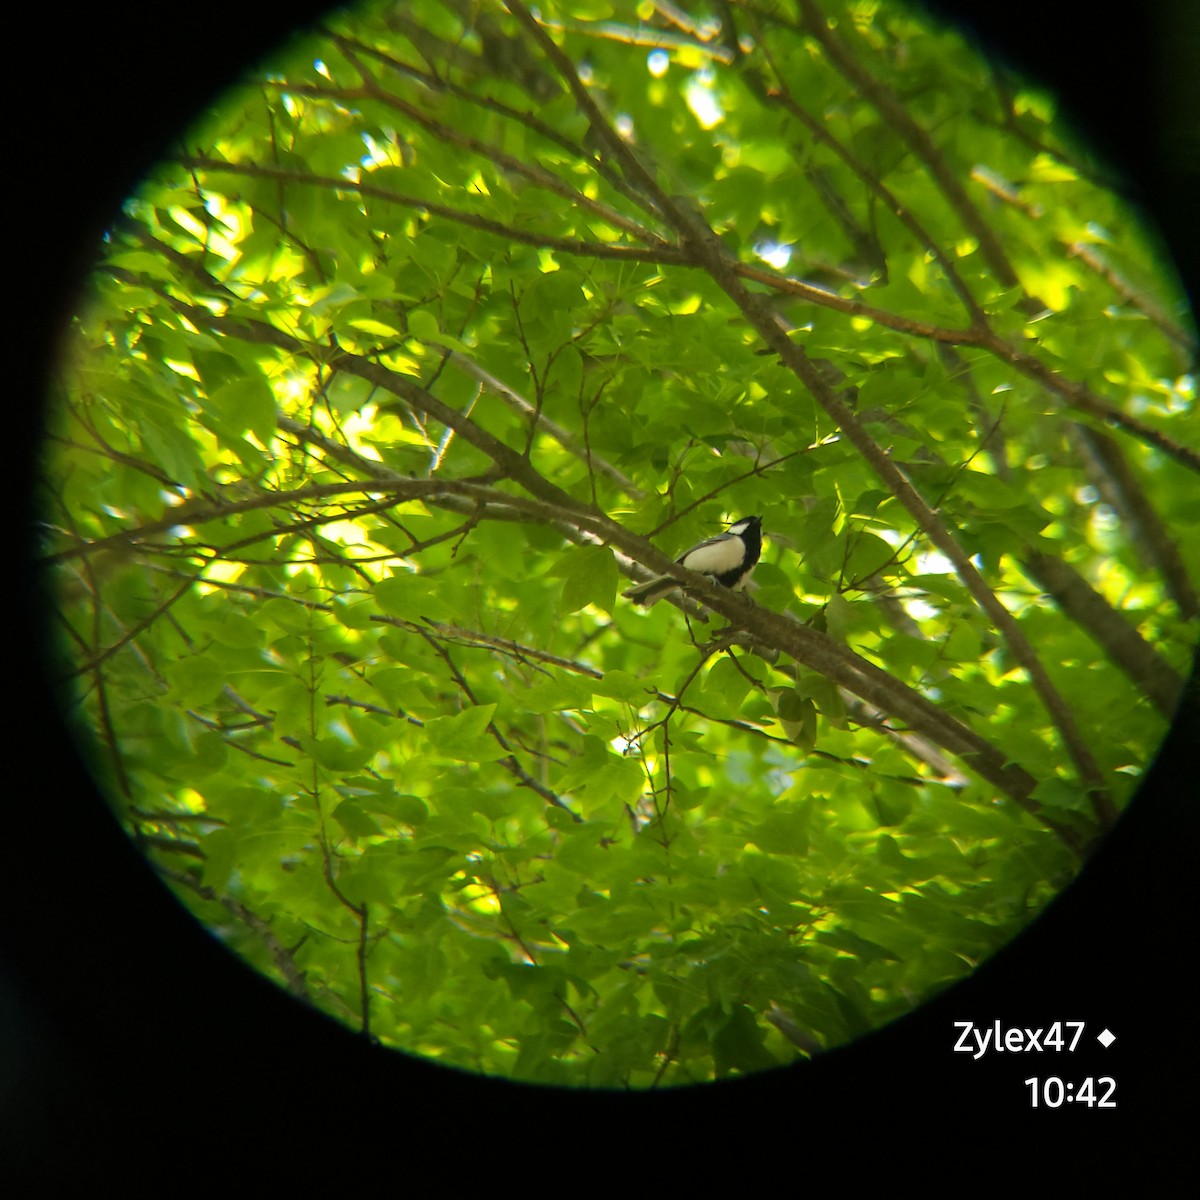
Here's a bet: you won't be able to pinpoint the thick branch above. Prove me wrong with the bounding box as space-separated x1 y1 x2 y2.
640 580 1085 853
1020 551 1186 718
1069 425 1200 618
747 25 988 328
795 0 1033 308
505 1 1103 839
720 269 1115 823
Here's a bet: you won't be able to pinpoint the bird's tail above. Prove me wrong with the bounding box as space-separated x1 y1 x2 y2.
622 576 676 606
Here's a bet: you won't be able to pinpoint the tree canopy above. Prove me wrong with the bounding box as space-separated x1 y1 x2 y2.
43 0 1196 1087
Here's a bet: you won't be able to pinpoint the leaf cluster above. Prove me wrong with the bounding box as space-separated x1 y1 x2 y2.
43 0 1196 1085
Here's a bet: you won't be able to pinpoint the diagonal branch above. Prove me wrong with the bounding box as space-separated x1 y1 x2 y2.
272 68 664 246
1020 551 1186 718
508 0 1115 830
708 255 1116 824
746 20 988 328
794 0 1035 311
176 154 685 269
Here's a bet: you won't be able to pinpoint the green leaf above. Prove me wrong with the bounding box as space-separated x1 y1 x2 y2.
712 1005 778 1076
164 656 227 707
406 309 441 341
374 573 439 618
559 544 619 614
206 375 277 444
423 704 502 760
332 800 385 839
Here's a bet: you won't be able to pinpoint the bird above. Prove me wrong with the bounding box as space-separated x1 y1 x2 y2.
623 515 763 607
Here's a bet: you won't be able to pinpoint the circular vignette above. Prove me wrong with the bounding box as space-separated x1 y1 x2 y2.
26 0 1199 1103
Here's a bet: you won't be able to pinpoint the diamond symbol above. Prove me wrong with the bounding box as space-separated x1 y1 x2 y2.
1097 1028 1116 1048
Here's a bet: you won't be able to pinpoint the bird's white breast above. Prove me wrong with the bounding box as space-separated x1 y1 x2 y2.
681 536 743 575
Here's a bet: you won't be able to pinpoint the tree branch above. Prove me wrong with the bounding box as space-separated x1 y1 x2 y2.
1020 551 1185 718
176 154 686 268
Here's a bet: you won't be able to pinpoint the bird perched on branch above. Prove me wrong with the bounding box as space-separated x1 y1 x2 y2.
623 515 763 607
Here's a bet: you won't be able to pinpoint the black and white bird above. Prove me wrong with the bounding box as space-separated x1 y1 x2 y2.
623 515 763 607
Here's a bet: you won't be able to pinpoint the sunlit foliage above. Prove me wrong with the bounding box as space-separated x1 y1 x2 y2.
44 0 1196 1086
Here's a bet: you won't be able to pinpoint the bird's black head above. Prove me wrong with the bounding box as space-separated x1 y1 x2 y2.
728 515 762 534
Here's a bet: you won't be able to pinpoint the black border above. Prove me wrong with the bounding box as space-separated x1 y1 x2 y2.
6 0 1197 1181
